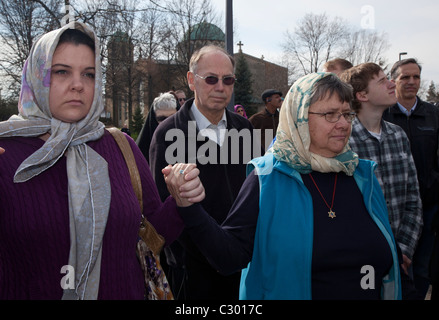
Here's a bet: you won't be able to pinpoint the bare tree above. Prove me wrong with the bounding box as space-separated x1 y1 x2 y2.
340 28 390 67
0 0 221 115
136 3 168 61
282 12 390 79
282 13 348 76
159 0 220 88
133 1 172 107
0 0 62 97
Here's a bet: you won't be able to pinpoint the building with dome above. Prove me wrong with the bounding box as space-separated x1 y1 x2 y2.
104 23 288 127
189 22 225 42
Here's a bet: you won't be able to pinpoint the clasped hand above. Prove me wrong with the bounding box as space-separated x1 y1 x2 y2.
163 163 205 207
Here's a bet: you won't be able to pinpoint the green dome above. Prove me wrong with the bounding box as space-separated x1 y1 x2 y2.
111 30 130 43
189 22 225 41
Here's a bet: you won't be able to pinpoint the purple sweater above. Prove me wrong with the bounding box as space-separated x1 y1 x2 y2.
0 130 183 299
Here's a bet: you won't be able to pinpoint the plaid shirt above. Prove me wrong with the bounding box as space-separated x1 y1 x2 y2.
349 118 423 259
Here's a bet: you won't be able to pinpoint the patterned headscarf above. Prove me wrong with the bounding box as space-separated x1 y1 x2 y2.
0 22 110 299
269 72 358 175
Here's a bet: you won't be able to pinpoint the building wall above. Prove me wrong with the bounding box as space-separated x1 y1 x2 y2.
105 39 289 125
241 53 289 112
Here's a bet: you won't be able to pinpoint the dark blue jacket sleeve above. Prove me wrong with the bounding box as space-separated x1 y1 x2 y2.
177 171 260 275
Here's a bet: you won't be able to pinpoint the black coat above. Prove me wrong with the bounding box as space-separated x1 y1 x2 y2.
136 108 159 164
149 98 261 299
383 97 439 210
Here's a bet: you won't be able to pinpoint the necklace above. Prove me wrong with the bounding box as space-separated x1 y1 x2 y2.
308 173 338 219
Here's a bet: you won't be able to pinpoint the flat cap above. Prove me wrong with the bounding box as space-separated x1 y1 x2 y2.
261 89 282 101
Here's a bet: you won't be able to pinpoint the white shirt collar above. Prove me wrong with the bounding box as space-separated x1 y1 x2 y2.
397 97 418 116
190 102 227 146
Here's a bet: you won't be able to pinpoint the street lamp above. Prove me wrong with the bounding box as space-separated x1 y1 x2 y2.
225 0 234 110
399 52 407 61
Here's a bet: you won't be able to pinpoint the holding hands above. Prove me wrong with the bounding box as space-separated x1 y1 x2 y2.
163 163 205 207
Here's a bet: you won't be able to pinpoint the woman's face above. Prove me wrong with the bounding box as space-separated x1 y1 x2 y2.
236 107 244 115
308 93 351 158
49 42 95 123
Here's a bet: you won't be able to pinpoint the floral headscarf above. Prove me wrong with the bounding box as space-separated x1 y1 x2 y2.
0 22 110 299
269 72 358 175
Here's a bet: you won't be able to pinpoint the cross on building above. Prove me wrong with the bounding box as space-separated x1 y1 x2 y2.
237 41 244 52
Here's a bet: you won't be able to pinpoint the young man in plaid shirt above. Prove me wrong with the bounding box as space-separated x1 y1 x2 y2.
340 63 423 298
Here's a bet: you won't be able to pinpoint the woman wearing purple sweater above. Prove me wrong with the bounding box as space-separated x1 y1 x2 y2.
0 22 203 300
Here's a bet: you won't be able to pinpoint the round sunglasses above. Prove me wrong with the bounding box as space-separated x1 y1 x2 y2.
195 74 236 86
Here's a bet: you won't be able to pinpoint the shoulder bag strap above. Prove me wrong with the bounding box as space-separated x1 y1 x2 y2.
107 127 164 254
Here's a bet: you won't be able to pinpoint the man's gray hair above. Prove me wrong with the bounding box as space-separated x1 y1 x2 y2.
390 58 422 80
189 45 235 73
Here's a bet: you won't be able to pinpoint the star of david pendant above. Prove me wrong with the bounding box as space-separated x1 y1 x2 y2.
328 209 336 219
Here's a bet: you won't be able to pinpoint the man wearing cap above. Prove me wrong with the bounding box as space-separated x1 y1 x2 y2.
249 89 283 150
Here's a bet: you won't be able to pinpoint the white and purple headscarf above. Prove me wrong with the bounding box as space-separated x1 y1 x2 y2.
0 22 110 300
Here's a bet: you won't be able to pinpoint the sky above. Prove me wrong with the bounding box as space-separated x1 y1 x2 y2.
210 0 439 87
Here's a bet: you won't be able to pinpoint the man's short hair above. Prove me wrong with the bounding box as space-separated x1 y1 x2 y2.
323 58 353 72
189 45 235 73
390 58 422 80
339 62 382 112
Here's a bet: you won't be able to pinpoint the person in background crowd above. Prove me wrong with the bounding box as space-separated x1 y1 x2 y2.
0 22 203 300
149 44 260 300
341 63 423 299
165 73 401 300
234 104 248 118
153 92 178 123
175 89 187 109
249 89 283 150
323 58 353 76
136 92 177 163
121 120 131 136
383 58 439 299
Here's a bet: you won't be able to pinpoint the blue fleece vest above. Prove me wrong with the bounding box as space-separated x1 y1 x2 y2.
239 154 401 300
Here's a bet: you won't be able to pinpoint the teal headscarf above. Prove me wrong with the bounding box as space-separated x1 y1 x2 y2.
0 22 110 299
269 72 358 175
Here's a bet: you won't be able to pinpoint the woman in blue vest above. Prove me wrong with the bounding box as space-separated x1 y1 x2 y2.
169 72 402 300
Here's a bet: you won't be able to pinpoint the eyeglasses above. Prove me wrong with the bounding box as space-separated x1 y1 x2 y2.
308 111 356 123
195 74 236 86
178 98 186 102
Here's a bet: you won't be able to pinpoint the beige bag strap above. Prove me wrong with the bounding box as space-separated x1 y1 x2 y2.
107 127 165 255
107 127 143 210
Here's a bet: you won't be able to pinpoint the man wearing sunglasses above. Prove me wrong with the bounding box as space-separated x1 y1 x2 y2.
149 45 260 300
341 63 423 299
175 90 187 108
249 88 283 150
